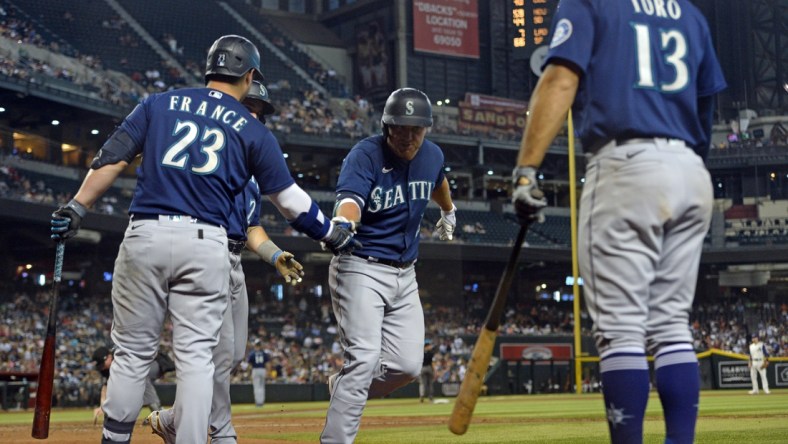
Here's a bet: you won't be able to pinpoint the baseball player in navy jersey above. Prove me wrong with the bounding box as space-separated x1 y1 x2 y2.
748 334 770 395
511 1 726 443
320 88 456 444
50 35 358 444
146 80 302 443
248 338 270 407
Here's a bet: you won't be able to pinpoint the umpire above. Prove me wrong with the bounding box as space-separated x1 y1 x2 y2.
91 346 174 425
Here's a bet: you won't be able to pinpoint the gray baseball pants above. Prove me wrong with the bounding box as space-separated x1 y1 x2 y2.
102 216 229 444
320 254 424 444
579 139 712 355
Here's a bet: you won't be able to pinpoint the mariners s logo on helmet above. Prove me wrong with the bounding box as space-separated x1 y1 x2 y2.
405 100 414 116
217 53 226 67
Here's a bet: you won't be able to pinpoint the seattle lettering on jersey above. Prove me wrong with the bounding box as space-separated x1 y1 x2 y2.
167 95 249 132
630 0 681 19
368 180 435 213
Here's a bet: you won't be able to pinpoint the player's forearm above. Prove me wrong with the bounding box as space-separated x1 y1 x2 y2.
431 178 454 212
246 225 286 266
268 183 332 240
73 162 128 208
246 225 272 252
335 200 361 222
517 63 579 168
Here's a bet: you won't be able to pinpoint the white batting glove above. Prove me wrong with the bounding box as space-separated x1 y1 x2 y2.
435 204 456 241
331 216 358 232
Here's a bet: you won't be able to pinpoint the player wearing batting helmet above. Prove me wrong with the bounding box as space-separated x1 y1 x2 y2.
512 1 726 443
51 33 358 443
320 88 457 443
146 81 304 443
90 346 173 426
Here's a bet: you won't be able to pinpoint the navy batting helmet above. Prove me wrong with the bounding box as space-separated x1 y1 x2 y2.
243 80 276 116
92 346 113 370
381 88 433 127
205 35 264 83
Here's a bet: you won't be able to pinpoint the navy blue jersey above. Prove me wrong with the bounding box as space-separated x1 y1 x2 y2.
544 0 726 153
123 87 294 227
336 135 445 262
248 349 269 369
227 178 262 240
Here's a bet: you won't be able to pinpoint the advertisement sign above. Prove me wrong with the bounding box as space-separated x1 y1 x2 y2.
775 363 788 387
356 20 390 95
458 92 528 135
499 343 573 364
413 0 479 58
717 361 751 388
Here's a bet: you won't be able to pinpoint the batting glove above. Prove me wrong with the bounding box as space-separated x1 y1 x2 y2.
512 166 547 226
322 219 362 255
435 204 457 241
51 199 87 241
274 251 304 286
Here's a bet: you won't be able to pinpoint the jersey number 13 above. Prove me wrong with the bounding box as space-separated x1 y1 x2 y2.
632 23 689 93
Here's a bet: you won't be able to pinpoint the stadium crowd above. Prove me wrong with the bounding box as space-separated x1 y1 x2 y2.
1 277 785 408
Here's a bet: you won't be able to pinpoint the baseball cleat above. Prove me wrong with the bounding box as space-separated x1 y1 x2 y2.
147 410 176 444
747 390 758 395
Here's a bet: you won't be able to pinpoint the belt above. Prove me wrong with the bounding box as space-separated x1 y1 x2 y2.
588 137 686 153
351 252 415 269
228 239 246 255
132 213 219 228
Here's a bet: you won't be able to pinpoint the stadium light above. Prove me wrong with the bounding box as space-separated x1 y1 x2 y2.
0 107 5 112
51 120 60 126
91 129 99 135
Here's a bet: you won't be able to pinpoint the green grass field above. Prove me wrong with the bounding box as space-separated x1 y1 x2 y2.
1 390 785 443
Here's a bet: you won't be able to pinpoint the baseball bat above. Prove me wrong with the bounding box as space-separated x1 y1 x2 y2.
449 225 528 435
32 242 65 439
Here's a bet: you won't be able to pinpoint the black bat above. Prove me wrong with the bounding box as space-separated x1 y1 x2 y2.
32 242 65 439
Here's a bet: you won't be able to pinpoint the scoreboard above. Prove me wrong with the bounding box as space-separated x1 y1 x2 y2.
508 0 559 60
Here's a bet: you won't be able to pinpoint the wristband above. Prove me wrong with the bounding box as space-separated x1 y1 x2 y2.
271 250 283 265
67 199 88 218
255 239 282 266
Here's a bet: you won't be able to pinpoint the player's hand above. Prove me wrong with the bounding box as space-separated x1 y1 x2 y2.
511 166 547 226
322 221 362 255
762 360 769 369
275 251 304 286
51 200 87 241
435 204 456 241
93 406 103 425
331 216 358 232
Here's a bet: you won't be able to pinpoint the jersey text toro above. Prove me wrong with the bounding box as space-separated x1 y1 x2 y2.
368 181 434 213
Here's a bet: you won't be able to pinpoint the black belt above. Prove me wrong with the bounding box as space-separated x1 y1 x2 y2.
131 213 219 228
228 239 246 255
351 252 415 269
588 137 686 153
